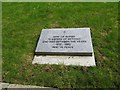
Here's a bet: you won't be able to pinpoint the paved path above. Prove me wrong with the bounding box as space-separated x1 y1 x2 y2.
1 83 58 90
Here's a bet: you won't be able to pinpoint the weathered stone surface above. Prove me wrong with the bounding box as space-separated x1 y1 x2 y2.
1 83 57 90
35 28 93 56
32 52 96 66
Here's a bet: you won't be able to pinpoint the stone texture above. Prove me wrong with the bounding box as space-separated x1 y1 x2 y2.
33 28 96 66
35 28 93 56
1 83 57 90
1 83 9 88
32 52 96 66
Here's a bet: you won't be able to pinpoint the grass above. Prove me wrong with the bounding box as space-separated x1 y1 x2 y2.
2 2 119 88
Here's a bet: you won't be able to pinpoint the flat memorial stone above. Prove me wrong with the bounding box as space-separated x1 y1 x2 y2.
33 28 96 66
35 28 93 56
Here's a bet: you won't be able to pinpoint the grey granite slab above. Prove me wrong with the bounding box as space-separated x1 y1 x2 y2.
35 28 93 56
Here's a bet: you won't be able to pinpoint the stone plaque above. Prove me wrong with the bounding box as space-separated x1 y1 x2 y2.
35 28 93 56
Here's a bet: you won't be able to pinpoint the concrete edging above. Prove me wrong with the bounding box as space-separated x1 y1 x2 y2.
1 83 57 90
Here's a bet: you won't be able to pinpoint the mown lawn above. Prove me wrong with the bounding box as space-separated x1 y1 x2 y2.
2 2 119 88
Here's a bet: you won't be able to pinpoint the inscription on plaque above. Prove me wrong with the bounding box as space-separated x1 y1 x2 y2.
35 28 93 56
42 35 86 49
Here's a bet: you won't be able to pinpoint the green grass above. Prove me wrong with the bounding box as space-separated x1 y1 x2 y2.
2 2 119 88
